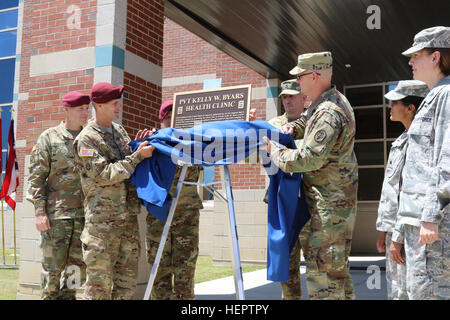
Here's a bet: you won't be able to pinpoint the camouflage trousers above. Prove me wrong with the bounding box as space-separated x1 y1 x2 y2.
385 232 408 300
403 214 450 300
146 208 200 300
39 217 86 300
280 221 310 300
81 215 140 300
304 206 357 300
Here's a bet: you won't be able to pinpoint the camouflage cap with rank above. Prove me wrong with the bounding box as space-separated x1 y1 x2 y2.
289 51 333 75
384 80 429 101
279 79 301 97
402 26 450 57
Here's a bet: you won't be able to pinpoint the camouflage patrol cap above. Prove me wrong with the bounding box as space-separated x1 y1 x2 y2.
289 51 333 75
384 80 429 101
279 79 300 97
402 26 450 57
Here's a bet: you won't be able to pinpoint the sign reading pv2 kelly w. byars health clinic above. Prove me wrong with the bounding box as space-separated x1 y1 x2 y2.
172 85 252 129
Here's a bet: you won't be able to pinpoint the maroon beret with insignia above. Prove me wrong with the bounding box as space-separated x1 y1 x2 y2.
90 82 124 104
159 100 173 120
62 91 91 107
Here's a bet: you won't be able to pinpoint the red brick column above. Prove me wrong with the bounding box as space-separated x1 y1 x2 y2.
122 0 164 137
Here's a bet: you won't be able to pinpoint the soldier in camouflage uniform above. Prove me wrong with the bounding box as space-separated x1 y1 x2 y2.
146 100 203 300
375 81 429 300
73 83 155 300
264 80 310 300
390 26 450 300
264 52 358 300
27 91 90 300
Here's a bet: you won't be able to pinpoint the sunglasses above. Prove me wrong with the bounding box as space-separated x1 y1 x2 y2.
296 72 321 80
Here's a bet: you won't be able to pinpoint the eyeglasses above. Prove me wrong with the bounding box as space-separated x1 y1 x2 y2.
296 71 320 80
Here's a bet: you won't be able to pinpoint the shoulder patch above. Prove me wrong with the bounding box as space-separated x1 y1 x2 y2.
31 144 37 154
314 129 327 143
80 148 95 157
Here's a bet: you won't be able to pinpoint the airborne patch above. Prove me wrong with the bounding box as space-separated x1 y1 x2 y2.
314 129 327 143
80 148 95 157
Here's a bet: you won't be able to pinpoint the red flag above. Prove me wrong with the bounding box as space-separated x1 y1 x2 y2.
0 120 19 210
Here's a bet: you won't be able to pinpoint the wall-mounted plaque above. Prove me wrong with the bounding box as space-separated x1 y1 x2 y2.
171 84 252 129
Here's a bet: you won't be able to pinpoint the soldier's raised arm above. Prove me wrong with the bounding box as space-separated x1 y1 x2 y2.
270 109 341 173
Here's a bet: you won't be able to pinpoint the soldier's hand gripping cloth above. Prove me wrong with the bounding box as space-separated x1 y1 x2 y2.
129 120 310 281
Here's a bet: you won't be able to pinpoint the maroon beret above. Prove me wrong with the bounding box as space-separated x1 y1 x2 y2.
159 100 173 120
62 91 91 107
90 82 124 103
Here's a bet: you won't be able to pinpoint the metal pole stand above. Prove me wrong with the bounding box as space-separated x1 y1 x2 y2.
143 164 245 300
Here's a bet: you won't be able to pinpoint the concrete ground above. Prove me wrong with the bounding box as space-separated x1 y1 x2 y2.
195 256 387 300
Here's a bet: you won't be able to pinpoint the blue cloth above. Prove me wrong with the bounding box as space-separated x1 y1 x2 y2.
130 120 310 281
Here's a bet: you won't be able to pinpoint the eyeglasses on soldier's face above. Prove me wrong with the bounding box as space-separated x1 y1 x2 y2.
296 71 321 80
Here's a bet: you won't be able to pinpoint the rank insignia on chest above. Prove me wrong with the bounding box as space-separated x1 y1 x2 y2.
80 148 95 157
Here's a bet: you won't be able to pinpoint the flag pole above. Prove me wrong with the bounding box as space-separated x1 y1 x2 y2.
1 196 5 266
0 107 4 265
13 208 16 265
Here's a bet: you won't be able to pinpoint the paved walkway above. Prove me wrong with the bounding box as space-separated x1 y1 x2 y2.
195 256 387 300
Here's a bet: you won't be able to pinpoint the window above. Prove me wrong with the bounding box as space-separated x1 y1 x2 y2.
354 142 384 166
0 59 15 104
0 30 17 57
357 168 385 201
0 9 18 29
345 82 399 201
0 0 18 11
354 108 383 139
0 2 19 192
1 105 13 168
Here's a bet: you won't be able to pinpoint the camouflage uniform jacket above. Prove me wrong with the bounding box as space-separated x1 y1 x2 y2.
73 121 144 224
393 76 450 242
376 132 408 233
27 121 83 220
269 113 290 128
269 87 358 210
170 165 203 210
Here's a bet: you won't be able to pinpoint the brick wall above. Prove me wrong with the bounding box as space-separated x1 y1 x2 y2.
162 19 216 80
16 0 97 202
122 0 164 137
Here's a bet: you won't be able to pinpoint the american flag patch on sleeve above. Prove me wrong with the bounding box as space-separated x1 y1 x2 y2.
80 148 95 157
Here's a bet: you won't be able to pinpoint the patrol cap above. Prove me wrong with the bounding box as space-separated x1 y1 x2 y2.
402 26 450 57
62 91 91 107
384 80 429 101
159 100 173 120
289 51 333 75
279 79 300 97
90 82 124 104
